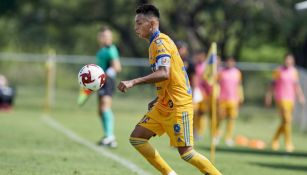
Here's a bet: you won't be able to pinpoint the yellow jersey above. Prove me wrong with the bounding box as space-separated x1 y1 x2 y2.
148 31 192 112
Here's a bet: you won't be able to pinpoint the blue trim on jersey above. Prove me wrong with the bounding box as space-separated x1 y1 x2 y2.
149 30 160 45
156 54 171 61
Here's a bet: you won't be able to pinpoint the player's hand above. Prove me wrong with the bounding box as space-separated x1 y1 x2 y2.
265 97 272 107
117 80 134 93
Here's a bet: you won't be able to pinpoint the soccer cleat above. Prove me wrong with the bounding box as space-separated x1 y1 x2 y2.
285 144 294 153
98 136 118 148
225 139 235 147
213 137 220 146
168 171 177 175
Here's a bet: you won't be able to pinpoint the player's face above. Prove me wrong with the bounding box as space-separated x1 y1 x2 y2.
98 30 113 46
284 55 295 67
135 14 151 39
226 58 236 68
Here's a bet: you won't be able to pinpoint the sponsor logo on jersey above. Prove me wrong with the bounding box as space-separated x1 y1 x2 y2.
168 100 174 108
157 49 165 54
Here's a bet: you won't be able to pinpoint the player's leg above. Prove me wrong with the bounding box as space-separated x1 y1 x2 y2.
130 110 176 175
77 88 92 106
282 101 294 152
97 78 117 147
179 146 221 175
193 102 206 141
98 95 117 147
224 102 238 146
215 102 226 145
272 101 286 151
169 110 221 175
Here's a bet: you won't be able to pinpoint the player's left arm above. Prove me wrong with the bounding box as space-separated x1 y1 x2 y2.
238 71 244 104
118 66 169 93
107 46 122 78
294 71 305 105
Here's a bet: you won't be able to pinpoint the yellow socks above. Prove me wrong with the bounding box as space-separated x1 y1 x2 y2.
181 149 222 175
129 137 174 175
225 119 234 140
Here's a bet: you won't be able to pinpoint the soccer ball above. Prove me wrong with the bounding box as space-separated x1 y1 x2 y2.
78 64 106 91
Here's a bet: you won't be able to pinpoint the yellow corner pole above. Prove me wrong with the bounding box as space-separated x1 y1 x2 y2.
209 43 218 163
45 49 56 113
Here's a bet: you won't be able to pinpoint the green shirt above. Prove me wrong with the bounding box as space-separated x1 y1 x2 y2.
96 44 119 71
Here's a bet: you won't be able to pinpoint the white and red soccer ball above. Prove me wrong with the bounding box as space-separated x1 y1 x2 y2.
78 64 106 91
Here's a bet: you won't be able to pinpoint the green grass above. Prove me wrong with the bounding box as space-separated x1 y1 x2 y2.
1 87 307 175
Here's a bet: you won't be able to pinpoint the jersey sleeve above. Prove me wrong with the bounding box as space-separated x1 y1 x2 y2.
109 46 119 60
272 69 280 81
152 39 171 67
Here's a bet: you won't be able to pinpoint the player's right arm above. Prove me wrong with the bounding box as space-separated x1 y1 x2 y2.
117 66 170 93
265 69 278 107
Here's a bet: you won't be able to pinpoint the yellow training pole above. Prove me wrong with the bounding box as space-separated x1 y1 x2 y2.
44 49 56 113
210 84 217 163
208 43 218 163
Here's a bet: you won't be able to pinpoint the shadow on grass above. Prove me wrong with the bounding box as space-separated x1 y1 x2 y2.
200 145 307 158
250 162 307 172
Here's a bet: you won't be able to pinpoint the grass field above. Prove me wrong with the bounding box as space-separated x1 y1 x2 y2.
1 87 307 175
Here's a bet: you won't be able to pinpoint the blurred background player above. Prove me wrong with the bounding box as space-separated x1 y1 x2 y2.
0 74 15 111
265 53 305 152
118 4 221 175
78 26 122 148
192 49 209 141
215 57 244 146
176 41 195 84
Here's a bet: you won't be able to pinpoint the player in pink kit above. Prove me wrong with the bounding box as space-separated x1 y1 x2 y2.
192 50 208 140
215 57 244 146
265 54 305 152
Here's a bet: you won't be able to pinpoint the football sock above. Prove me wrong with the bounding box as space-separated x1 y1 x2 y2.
101 109 114 137
77 88 92 106
129 137 174 175
181 149 221 175
284 122 293 147
225 119 235 140
273 124 283 142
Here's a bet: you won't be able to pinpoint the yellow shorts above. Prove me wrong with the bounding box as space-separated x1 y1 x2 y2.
138 106 194 147
218 100 239 119
194 100 208 113
277 100 294 122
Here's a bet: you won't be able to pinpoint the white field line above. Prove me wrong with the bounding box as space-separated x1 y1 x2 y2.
42 115 151 175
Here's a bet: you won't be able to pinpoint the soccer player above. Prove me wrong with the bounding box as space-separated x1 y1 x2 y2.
0 75 15 111
265 54 305 152
215 57 243 146
117 4 221 175
192 50 209 141
86 26 122 147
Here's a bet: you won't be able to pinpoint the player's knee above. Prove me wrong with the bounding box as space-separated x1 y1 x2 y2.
129 137 148 147
180 148 195 161
178 146 193 156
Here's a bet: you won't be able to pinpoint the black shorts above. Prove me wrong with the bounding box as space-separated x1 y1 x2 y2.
98 77 115 97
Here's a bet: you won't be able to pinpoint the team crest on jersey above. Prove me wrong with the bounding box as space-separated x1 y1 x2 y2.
155 39 163 45
173 124 181 134
168 100 174 108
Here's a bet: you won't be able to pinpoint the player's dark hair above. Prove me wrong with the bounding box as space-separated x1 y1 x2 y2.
226 56 236 61
284 53 294 59
176 41 188 49
100 26 111 32
136 4 160 18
